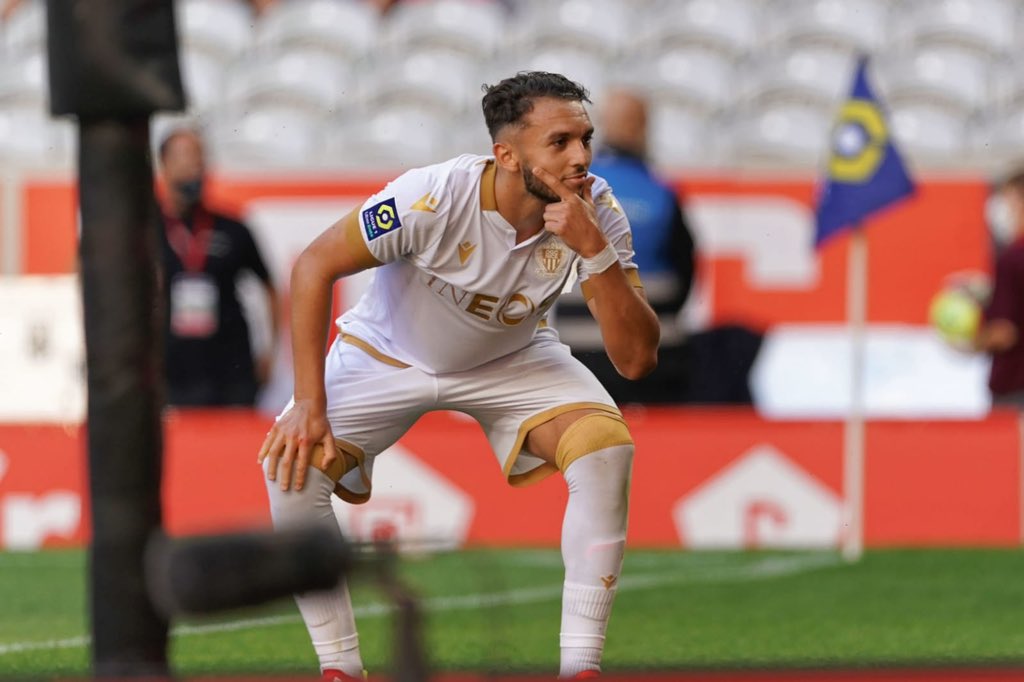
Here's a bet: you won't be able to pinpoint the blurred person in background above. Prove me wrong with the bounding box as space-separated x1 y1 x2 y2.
0 0 21 21
258 72 659 680
555 87 696 403
157 127 280 407
976 169 1024 405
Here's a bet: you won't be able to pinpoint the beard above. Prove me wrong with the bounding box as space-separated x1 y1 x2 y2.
521 164 562 204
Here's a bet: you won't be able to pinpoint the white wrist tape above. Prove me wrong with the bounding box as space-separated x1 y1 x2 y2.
579 243 618 276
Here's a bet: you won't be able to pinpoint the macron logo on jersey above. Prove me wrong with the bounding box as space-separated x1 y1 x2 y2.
362 197 403 241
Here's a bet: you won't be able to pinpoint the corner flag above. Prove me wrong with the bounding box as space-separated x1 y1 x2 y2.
815 56 915 246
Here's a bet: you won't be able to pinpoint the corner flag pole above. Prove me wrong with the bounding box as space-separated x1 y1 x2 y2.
842 228 868 562
816 55 914 562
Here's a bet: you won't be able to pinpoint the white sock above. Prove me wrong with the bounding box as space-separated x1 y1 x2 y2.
264 462 364 677
558 444 632 678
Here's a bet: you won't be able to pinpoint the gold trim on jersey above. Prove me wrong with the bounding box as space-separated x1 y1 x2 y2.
504 402 623 487
580 267 644 302
340 333 412 368
480 160 498 211
555 412 633 472
458 240 476 264
598 191 624 215
411 193 440 212
343 207 384 269
311 437 372 504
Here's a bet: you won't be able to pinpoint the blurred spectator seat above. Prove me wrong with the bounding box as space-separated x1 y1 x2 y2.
209 105 325 168
631 47 735 114
511 47 608 106
878 47 990 116
0 105 73 165
361 49 480 117
446 110 496 160
980 106 1024 161
175 0 253 64
742 47 855 110
511 0 631 60
898 0 1016 60
888 102 970 162
324 104 449 169
254 0 378 64
224 49 353 114
379 0 505 60
648 103 717 169
730 102 832 165
0 51 46 108
179 49 227 113
0 0 44 59
766 0 890 55
635 0 760 61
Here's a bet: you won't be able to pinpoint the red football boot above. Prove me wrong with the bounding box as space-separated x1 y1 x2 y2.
321 669 366 682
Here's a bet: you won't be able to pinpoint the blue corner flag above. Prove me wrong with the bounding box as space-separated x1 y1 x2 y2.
814 56 915 246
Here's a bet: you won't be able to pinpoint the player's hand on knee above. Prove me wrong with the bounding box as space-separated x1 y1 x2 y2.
257 399 333 492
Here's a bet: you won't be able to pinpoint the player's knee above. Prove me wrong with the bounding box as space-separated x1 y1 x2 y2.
554 412 634 473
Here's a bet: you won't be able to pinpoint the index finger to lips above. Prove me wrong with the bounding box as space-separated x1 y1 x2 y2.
531 166 574 201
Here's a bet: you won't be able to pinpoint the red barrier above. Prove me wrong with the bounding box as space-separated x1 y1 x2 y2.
14 175 992 328
0 408 1019 550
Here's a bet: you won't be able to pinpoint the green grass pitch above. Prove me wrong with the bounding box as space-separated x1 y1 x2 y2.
2 548 1024 678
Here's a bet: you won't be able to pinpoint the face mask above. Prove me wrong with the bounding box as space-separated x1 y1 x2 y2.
175 178 204 208
986 192 1016 246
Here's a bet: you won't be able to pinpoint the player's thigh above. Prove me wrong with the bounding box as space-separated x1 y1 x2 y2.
312 338 435 455
523 407 609 464
445 336 619 483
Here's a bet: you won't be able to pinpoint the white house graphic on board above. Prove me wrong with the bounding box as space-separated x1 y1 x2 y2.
673 444 842 549
331 444 474 551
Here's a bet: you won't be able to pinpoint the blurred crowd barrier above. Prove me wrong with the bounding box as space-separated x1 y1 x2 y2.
0 408 1019 551
0 171 995 420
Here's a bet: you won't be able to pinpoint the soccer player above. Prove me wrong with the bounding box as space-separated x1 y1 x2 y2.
258 71 660 680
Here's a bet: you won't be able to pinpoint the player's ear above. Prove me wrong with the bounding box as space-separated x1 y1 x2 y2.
492 137 519 172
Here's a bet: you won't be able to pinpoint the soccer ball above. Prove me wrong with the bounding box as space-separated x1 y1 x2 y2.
928 271 991 351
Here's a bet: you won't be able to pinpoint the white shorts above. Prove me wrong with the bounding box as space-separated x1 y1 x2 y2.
305 331 620 503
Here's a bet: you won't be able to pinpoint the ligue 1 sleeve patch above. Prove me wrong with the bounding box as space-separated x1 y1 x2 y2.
362 197 403 240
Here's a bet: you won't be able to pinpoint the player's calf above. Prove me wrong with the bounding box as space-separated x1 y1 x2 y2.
555 413 633 678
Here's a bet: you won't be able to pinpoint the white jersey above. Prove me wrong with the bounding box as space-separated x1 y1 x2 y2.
338 154 638 373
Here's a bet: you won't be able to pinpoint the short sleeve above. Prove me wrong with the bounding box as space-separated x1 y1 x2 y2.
356 166 448 264
577 178 641 288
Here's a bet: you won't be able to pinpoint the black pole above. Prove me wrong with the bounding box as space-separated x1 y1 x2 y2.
46 0 185 675
79 116 169 678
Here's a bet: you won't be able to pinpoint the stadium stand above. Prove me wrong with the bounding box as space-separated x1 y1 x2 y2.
2 0 1024 170
176 0 253 64
253 0 379 64
0 0 43 58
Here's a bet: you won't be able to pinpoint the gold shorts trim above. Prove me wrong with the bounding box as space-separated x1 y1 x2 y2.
340 333 411 369
555 412 633 471
310 437 372 504
503 402 622 488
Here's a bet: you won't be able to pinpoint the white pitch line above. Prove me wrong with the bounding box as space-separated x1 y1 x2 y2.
0 552 839 656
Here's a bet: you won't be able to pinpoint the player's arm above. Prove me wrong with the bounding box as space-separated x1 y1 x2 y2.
975 319 1017 353
975 257 1020 354
258 207 381 492
533 168 659 379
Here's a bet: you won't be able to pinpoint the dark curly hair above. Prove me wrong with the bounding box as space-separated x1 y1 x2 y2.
481 71 591 141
